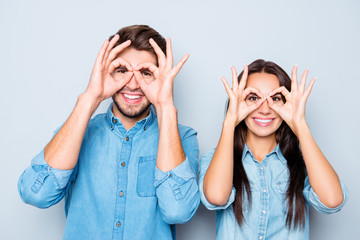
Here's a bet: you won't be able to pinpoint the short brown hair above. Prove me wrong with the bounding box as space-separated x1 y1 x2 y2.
109 25 166 56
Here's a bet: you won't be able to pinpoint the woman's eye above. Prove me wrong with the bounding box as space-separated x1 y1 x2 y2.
272 96 281 101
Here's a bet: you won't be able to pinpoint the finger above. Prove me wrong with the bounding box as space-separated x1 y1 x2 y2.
103 34 120 65
241 87 263 101
299 69 309 93
248 97 266 112
169 54 189 79
165 38 173 68
95 39 110 65
238 65 248 91
291 65 298 92
269 86 290 98
267 97 281 113
134 62 159 79
220 77 233 98
133 70 149 89
231 66 238 91
149 38 166 66
108 57 133 74
304 77 316 100
105 40 131 67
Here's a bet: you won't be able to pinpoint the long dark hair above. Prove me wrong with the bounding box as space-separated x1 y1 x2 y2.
230 59 306 229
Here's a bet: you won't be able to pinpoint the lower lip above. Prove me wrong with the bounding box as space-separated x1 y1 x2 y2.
121 94 143 104
253 118 274 127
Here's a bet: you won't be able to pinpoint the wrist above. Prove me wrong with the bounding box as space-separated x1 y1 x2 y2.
293 120 309 137
78 92 102 115
223 116 237 129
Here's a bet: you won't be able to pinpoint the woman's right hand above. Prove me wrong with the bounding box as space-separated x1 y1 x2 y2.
221 65 265 126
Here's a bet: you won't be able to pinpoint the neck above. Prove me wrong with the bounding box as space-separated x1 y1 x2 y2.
246 132 277 162
112 105 150 131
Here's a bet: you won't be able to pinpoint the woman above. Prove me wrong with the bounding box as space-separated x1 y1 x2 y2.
199 59 348 239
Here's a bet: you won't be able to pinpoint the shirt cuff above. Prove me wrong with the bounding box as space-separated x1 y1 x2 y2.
304 178 349 214
31 150 74 190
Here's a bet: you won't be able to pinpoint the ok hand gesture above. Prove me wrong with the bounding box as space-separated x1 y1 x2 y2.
84 35 134 104
133 38 189 110
267 66 316 136
221 65 265 126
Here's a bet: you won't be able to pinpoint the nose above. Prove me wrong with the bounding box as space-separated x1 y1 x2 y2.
126 74 140 90
258 99 271 114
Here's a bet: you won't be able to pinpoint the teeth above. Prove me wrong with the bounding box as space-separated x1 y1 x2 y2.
124 94 141 100
255 118 273 123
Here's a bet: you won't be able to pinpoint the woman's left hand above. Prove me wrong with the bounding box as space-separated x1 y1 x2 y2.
267 65 316 136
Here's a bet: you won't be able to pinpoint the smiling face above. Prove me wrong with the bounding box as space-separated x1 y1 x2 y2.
244 72 284 139
111 47 157 121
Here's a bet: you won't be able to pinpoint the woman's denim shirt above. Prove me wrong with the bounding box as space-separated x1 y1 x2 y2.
199 144 348 240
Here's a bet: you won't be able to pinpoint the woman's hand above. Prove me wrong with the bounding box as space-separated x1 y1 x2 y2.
221 65 265 127
267 65 316 136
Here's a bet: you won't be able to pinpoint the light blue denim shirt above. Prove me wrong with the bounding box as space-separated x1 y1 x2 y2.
18 103 200 240
199 145 348 240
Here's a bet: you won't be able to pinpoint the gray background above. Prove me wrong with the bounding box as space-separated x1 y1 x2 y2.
1 0 359 239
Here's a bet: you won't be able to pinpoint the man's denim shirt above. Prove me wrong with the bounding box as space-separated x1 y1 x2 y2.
18 104 200 240
199 145 348 240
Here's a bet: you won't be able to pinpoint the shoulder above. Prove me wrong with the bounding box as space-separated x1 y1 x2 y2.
178 124 197 139
87 112 108 132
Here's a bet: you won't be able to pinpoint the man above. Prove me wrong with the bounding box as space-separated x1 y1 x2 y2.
18 25 199 239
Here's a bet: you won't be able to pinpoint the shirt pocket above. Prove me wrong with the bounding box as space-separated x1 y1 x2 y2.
137 155 157 197
275 180 289 214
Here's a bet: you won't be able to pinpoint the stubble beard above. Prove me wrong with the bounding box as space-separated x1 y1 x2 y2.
112 96 151 119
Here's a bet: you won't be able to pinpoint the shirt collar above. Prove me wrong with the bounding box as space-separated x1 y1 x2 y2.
242 143 287 165
105 102 156 130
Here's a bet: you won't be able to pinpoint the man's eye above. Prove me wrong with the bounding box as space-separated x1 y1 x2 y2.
141 70 152 77
248 96 259 101
115 67 128 74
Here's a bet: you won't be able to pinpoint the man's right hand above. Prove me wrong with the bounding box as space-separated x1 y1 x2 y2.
84 34 133 106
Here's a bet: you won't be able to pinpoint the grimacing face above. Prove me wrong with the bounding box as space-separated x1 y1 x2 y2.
244 72 284 139
111 47 157 120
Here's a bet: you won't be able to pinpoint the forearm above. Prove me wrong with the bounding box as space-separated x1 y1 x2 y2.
203 119 235 205
44 93 100 170
297 122 344 207
155 104 185 172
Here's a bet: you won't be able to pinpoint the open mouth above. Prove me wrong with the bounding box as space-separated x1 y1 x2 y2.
253 118 274 127
121 93 143 104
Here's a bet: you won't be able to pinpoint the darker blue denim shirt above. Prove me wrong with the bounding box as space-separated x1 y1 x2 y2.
18 103 200 240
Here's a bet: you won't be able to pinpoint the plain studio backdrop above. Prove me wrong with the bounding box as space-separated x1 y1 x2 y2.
1 0 359 239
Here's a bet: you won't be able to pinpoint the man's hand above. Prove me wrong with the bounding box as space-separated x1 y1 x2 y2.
133 38 189 111
84 34 134 106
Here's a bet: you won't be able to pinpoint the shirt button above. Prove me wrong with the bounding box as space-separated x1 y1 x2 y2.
169 173 172 177
144 126 146 131
262 210 266 214
121 162 126 167
126 136 129 141
111 124 113 128
260 166 264 170
116 221 121 228
119 191 124 197
113 119 117 123
259 236 263 240
263 189 267 193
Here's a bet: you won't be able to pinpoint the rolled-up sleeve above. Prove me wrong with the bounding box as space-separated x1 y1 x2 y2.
18 149 75 209
199 148 236 210
303 176 349 214
154 127 199 224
